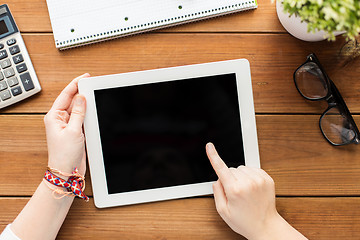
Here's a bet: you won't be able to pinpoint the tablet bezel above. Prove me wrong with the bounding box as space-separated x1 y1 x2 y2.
79 59 260 208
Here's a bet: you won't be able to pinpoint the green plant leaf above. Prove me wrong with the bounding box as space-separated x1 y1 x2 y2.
282 0 360 40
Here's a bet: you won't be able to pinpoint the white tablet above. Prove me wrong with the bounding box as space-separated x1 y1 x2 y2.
79 59 260 208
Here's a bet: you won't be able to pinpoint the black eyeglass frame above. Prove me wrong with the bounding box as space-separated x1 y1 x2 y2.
293 53 360 146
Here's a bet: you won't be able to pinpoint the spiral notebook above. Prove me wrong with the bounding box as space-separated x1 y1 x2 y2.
46 0 258 50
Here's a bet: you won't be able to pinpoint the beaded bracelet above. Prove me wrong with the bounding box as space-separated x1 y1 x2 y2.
44 167 89 202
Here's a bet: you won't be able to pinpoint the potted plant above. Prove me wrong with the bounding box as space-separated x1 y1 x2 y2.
276 0 360 42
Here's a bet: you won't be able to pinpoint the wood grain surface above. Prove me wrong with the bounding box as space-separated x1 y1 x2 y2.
1 197 359 240
1 0 360 239
1 115 359 196
0 34 359 114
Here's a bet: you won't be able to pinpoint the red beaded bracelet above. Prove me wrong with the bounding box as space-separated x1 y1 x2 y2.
44 167 89 202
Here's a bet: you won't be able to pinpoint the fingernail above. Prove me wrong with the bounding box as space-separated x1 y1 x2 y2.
83 73 90 77
75 96 84 105
206 142 214 150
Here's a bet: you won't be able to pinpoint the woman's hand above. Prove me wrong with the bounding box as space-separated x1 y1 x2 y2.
11 74 91 240
206 143 307 240
44 73 89 176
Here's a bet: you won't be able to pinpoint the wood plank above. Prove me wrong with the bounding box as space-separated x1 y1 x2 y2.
0 115 359 196
257 115 360 196
0 197 359 239
7 0 283 33
2 34 359 114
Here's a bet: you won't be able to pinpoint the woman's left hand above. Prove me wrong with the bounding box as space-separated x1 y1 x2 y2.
44 73 90 176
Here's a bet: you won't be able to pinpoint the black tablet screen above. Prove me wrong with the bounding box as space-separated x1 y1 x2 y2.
94 73 245 194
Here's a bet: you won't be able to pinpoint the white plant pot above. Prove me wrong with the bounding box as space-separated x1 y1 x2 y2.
276 0 344 42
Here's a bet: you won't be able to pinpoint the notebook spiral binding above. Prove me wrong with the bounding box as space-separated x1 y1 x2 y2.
55 0 257 50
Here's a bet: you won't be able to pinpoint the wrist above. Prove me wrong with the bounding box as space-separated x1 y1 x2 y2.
48 157 85 176
48 162 77 176
252 213 307 240
46 166 72 181
40 181 75 201
250 212 285 240
43 166 89 202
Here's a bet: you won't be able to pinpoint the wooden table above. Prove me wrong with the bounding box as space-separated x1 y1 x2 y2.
1 1 360 239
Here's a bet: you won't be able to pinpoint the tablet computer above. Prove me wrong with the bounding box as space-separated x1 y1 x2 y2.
79 59 260 208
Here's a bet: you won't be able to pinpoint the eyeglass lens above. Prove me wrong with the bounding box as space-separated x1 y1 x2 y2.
295 62 328 99
320 106 356 145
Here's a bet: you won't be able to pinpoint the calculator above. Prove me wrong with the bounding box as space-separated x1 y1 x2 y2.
0 4 41 109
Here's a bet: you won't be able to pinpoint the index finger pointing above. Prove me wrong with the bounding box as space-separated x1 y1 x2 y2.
51 73 90 111
206 142 236 187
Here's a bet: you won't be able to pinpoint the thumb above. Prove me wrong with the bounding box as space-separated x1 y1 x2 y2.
68 95 86 131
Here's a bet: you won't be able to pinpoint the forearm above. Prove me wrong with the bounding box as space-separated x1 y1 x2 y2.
11 181 74 240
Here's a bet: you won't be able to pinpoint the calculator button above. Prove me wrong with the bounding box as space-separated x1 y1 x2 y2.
0 89 11 100
4 68 15 78
11 86 22 96
7 76 18 87
7 38 16 46
0 50 7 60
9 45 20 55
13 54 24 64
0 59 11 69
0 72 3 81
0 81 7 91
0 43 4 49
20 72 34 91
16 63 27 73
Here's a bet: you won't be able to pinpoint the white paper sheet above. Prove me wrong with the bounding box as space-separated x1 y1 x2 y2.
46 0 257 49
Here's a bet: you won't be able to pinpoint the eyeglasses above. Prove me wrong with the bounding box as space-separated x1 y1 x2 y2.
293 53 360 146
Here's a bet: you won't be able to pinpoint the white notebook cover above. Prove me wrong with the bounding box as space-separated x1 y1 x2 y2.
46 0 258 50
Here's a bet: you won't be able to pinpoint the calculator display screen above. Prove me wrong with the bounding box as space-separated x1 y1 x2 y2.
0 15 15 39
94 73 245 195
0 20 8 35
